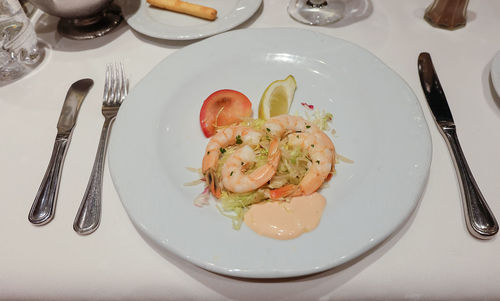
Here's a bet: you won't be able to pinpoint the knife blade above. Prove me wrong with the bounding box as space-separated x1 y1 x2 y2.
29 78 94 225
418 52 498 239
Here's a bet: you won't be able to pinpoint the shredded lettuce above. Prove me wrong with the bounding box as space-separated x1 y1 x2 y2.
217 190 267 229
305 109 333 131
270 144 309 188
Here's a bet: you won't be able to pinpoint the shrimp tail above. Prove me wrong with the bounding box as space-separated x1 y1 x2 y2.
206 169 221 199
269 184 299 200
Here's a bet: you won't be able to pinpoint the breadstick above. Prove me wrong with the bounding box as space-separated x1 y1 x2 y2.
147 0 217 21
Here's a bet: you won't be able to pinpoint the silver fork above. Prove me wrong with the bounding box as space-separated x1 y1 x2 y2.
73 63 128 235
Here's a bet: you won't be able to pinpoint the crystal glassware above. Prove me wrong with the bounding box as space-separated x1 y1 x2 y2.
1 0 43 83
288 0 345 25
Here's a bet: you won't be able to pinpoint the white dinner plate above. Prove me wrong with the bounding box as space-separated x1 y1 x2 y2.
108 28 432 278
119 0 262 40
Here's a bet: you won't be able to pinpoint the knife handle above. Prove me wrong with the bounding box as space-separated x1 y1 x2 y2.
29 135 69 225
442 125 498 239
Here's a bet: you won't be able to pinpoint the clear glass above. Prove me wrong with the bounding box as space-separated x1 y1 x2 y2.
288 0 345 25
1 0 42 83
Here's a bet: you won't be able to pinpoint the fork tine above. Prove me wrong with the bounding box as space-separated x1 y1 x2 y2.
108 64 116 105
114 62 122 104
119 62 128 103
103 64 111 104
111 63 116 102
103 62 128 106
112 63 119 105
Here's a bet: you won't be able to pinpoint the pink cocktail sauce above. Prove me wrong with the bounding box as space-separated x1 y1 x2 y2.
244 192 326 240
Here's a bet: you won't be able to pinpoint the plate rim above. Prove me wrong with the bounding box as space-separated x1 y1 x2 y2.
490 50 500 96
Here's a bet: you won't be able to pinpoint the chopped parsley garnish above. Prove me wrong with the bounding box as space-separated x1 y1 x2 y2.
306 125 311 129
230 171 234 176
235 135 242 144
316 160 320 164
311 144 314 148
219 148 226 153
266 128 271 132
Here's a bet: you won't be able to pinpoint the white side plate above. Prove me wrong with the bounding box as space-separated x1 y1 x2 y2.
120 0 262 40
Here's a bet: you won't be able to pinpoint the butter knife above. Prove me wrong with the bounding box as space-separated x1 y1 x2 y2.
28 79 94 225
418 52 498 239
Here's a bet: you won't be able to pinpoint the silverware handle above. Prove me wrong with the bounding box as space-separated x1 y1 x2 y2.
29 135 69 225
442 126 498 238
73 117 114 235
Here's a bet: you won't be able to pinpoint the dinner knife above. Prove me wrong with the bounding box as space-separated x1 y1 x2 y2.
418 52 498 239
28 79 94 225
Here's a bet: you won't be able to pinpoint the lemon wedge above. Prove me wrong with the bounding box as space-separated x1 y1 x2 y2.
258 75 297 120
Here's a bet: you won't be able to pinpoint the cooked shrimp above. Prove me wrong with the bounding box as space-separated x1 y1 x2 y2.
221 138 281 193
202 125 262 198
202 126 262 173
270 132 334 199
264 115 316 137
265 114 335 167
264 115 335 152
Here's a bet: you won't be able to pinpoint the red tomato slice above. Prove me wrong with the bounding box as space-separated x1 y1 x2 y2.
199 89 252 137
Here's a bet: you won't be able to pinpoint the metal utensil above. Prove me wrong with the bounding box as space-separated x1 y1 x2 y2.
418 52 498 239
29 78 94 225
29 0 122 40
73 64 128 235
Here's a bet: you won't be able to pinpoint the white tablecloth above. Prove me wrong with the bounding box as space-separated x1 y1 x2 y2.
1 0 500 300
